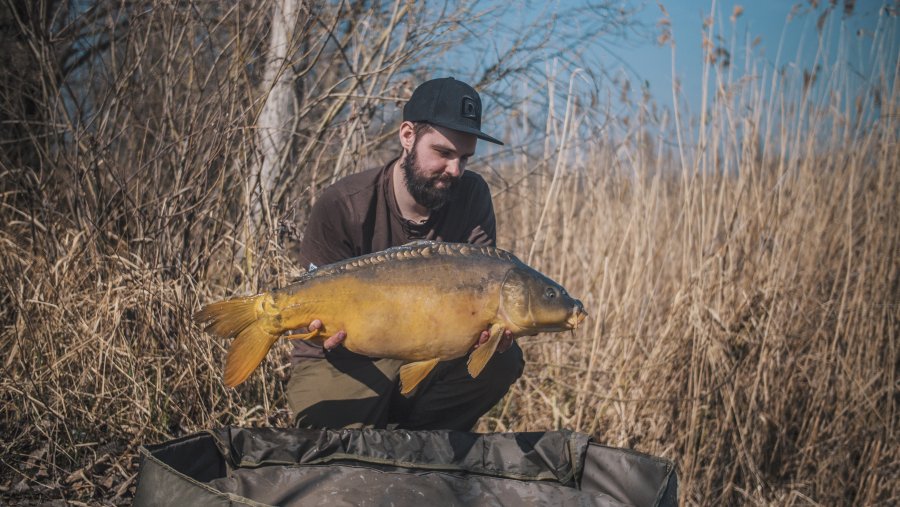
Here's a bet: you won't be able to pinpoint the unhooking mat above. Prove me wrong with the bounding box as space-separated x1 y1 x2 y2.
133 427 678 506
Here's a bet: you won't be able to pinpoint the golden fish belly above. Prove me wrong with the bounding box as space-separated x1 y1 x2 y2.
274 254 508 361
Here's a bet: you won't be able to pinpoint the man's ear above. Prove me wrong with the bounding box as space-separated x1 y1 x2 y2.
398 121 416 152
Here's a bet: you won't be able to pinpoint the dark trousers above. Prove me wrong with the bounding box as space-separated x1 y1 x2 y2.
286 344 524 431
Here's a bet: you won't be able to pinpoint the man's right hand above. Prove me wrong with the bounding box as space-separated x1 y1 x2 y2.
307 319 347 351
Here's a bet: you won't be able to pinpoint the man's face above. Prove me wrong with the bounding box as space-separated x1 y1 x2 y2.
401 124 477 210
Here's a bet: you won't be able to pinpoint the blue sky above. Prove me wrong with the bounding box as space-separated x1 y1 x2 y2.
435 0 897 141
623 0 896 115
419 0 897 159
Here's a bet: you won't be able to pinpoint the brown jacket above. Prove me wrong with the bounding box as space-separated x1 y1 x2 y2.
291 158 497 360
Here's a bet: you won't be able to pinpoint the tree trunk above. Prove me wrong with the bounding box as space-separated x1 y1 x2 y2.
253 0 304 224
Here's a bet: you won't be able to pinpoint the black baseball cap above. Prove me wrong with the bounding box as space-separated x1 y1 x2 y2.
403 77 504 145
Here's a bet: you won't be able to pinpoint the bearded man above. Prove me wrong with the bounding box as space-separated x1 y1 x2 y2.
287 77 523 430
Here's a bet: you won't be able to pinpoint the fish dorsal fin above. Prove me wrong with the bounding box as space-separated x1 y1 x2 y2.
467 323 505 379
401 240 436 247
297 242 522 283
399 358 440 396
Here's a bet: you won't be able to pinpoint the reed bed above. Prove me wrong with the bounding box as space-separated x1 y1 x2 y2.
1 1 897 505
485 107 898 503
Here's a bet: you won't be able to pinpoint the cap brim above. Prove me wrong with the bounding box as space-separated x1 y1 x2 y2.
429 121 504 146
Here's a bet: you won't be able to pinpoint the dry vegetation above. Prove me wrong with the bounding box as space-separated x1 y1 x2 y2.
1 0 897 505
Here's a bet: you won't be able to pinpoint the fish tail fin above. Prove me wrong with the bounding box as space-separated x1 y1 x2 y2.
222 324 281 387
194 296 263 338
194 295 281 387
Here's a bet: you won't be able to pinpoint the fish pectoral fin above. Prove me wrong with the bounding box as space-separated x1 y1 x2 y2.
467 323 505 379
399 358 440 396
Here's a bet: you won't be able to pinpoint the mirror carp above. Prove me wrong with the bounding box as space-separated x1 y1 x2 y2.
195 241 586 394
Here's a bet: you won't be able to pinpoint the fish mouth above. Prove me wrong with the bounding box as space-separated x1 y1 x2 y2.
567 301 587 329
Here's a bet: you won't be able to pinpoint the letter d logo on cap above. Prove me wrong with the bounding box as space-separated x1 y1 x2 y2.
461 96 478 119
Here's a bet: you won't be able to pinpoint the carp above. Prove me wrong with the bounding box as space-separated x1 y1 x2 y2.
195 241 586 394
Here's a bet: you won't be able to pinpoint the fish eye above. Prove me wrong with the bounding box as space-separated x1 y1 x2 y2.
544 287 557 299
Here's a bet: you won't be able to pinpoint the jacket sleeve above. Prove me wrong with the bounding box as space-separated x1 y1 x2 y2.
295 187 356 269
464 172 497 247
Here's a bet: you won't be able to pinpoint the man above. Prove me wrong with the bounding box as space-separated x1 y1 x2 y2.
287 77 523 431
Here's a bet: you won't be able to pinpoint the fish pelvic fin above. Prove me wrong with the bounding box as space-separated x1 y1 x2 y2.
399 358 440 396
283 328 321 342
194 294 281 387
467 323 505 379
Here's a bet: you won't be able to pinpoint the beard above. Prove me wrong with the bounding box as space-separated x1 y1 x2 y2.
401 140 457 211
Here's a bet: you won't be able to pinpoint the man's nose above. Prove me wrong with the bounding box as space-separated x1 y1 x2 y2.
445 158 463 177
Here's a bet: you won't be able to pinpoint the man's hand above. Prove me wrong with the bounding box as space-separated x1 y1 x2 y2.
472 328 515 353
306 319 347 351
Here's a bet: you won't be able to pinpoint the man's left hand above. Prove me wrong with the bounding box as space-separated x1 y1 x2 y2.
472 328 515 353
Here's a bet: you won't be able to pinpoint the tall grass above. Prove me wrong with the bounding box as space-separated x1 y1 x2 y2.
481 11 898 505
1 2 897 505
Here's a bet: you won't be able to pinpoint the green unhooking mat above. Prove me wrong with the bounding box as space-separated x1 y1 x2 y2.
133 427 678 506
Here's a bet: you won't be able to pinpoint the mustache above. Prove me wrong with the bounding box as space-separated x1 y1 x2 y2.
432 173 458 185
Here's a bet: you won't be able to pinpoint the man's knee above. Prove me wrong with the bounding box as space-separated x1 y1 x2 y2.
482 342 525 391
286 356 403 429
